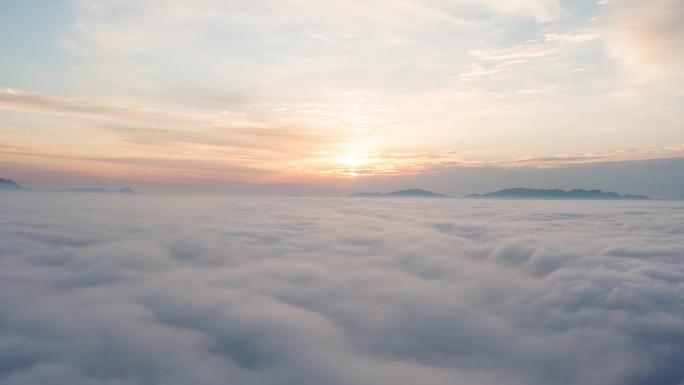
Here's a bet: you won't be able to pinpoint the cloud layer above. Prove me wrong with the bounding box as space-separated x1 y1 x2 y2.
1 194 683 384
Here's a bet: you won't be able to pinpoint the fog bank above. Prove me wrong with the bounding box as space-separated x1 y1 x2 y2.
1 194 683 385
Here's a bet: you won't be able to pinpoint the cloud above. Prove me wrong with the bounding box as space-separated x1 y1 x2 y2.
499 146 684 167
308 145 684 177
0 89 333 147
1 194 683 384
543 30 599 43
60 0 568 103
0 88 194 124
603 0 684 82
459 29 599 80
469 43 557 62
0 89 341 183
478 0 561 22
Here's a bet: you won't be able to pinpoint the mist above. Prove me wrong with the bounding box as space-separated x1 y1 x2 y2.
1 193 683 385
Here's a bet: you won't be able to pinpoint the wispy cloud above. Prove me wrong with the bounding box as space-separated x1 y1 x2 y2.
459 29 599 80
543 30 599 43
496 146 684 168
302 145 684 177
0 88 336 148
0 88 194 124
469 43 557 62
0 88 347 183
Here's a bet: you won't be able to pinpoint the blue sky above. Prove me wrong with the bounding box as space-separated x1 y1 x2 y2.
1 0 683 195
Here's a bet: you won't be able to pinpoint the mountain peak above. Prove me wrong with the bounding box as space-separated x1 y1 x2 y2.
116 187 140 194
467 188 651 200
0 178 28 191
350 189 449 198
1 178 141 194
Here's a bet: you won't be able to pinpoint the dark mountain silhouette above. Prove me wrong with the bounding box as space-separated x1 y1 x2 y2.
0 178 30 191
350 189 449 198
0 178 139 194
49 187 140 195
467 188 651 200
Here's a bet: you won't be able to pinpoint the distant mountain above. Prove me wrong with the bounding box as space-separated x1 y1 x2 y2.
49 187 141 195
1 177 139 194
467 188 651 200
350 189 449 198
0 178 29 191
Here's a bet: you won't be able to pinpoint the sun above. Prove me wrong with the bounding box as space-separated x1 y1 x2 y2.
333 153 363 177
335 153 363 168
305 143 397 177
324 142 390 177
332 148 376 177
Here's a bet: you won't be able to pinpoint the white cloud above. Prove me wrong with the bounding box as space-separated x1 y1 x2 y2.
544 30 599 43
456 0 562 22
603 0 684 83
63 0 564 97
457 29 599 82
1 193 683 384
469 43 557 61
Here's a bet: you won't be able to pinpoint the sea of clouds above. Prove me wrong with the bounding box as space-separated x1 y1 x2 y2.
1 193 683 385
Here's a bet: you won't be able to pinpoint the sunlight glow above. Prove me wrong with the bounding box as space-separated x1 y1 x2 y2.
329 142 385 177
333 152 368 177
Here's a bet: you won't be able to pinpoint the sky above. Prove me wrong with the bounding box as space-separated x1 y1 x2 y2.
1 0 683 196
2 194 684 385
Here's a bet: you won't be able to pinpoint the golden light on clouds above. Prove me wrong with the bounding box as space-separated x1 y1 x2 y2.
305 145 461 178
330 143 379 177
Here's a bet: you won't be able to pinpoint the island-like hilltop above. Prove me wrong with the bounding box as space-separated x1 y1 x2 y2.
350 189 449 198
0 178 28 191
0 178 139 195
467 188 651 200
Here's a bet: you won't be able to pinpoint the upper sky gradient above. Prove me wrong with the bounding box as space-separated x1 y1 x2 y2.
1 0 683 195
